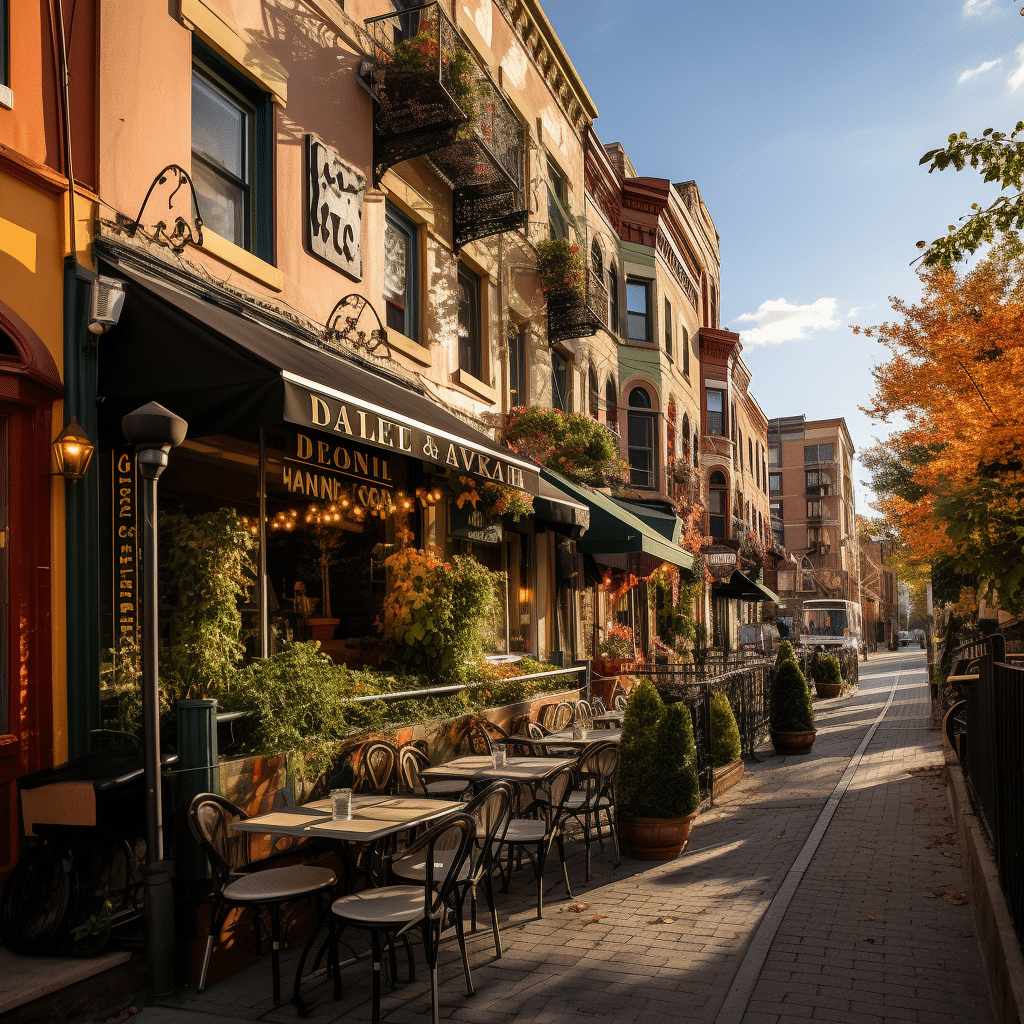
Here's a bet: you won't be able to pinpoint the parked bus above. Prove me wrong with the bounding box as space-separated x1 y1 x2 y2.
799 599 861 651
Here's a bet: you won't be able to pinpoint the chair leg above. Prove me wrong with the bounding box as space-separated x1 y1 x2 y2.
269 904 283 1005
330 918 344 1002
370 929 383 1024
584 807 593 883
453 900 474 997
199 897 228 992
535 842 546 919
558 833 572 899
387 930 399 990
293 894 328 1016
610 808 621 866
422 920 441 1024
482 870 501 958
469 883 477 933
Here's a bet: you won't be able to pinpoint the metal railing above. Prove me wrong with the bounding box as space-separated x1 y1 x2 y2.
547 264 608 345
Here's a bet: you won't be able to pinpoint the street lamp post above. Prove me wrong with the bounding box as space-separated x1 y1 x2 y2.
122 401 187 999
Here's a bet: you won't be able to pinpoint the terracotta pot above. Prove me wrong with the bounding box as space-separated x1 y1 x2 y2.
770 729 817 755
305 618 340 641
619 811 697 860
815 682 843 699
712 758 745 798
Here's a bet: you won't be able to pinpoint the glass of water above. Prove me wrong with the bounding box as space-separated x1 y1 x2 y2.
491 748 507 769
330 788 353 820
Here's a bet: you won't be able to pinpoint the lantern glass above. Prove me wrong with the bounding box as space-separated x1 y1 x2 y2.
53 419 95 480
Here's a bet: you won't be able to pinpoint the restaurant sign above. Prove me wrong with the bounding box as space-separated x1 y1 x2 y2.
112 449 139 652
703 545 738 580
449 502 503 544
282 378 540 495
306 134 365 280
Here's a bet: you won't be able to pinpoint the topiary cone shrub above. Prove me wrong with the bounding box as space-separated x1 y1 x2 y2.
769 658 816 754
775 639 796 669
815 654 843 697
709 690 741 768
617 680 700 859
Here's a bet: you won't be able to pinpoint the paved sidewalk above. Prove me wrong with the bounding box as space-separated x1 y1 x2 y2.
124 650 996 1024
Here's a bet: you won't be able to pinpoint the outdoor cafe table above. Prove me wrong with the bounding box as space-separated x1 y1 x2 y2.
492 730 621 754
591 711 623 729
418 754 574 788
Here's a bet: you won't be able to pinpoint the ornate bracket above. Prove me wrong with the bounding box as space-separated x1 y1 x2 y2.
325 295 390 356
125 165 204 254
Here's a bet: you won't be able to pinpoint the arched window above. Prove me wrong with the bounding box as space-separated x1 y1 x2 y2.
627 387 655 489
666 397 677 465
681 325 690 376
738 429 744 471
588 365 599 419
607 262 619 333
605 376 618 432
682 413 690 458
591 240 602 280
709 470 728 538
693 432 699 468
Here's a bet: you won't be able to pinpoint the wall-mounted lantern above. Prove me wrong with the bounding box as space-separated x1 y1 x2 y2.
52 418 95 481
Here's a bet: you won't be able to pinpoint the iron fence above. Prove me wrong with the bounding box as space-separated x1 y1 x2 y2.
958 635 1023 945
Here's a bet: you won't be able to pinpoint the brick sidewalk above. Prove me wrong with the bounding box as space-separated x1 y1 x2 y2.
130 650 996 1024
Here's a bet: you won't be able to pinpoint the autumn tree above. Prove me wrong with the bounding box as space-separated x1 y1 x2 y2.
858 234 1024 615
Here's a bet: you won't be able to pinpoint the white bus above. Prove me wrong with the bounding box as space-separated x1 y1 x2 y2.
799 599 861 651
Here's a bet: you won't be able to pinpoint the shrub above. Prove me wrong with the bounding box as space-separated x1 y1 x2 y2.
770 659 815 733
709 690 742 767
775 639 796 669
617 680 699 819
816 654 843 690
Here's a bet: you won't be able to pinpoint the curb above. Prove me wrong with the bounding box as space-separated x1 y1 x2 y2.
943 731 1024 1024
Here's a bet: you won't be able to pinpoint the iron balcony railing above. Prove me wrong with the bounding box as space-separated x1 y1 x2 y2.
547 264 608 345
364 2 526 248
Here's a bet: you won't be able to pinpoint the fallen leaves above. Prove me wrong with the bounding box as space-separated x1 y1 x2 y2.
591 914 605 922
925 888 969 905
867 914 877 921
924 833 957 849
561 902 589 913
651 916 675 925
880 886 892 891
914 801 927 810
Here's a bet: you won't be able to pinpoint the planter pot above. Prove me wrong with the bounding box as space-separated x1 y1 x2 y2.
619 811 697 860
597 658 634 676
305 617 340 641
590 676 619 708
815 682 843 699
712 758 745 798
770 729 817 755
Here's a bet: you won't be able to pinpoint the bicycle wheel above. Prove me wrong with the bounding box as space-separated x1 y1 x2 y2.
1 841 73 954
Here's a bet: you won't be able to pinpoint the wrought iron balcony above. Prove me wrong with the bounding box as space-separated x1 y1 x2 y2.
547 265 608 345
364 2 526 249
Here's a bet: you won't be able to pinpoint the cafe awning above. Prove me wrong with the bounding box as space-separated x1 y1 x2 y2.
611 497 681 544
714 569 780 603
540 468 693 575
96 261 541 494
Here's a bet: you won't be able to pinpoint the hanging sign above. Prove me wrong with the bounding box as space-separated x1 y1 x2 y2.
112 449 139 651
449 503 503 544
306 134 365 280
703 545 738 580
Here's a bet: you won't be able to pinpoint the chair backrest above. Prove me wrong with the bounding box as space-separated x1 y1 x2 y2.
575 741 619 803
396 813 476 932
549 702 574 730
188 792 251 888
524 721 548 741
354 741 399 794
398 743 430 793
591 696 607 715
538 703 559 729
573 700 594 727
458 718 492 755
614 694 628 713
534 764 576 829
479 719 510 744
462 781 513 878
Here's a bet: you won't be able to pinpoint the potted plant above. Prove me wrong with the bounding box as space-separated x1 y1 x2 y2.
616 680 700 860
769 641 816 754
709 690 744 793
814 654 844 699
597 624 635 675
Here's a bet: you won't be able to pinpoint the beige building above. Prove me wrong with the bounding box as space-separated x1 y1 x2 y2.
769 415 860 630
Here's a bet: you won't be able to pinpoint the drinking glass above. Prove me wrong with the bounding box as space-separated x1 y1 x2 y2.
491 748 507 769
331 787 353 820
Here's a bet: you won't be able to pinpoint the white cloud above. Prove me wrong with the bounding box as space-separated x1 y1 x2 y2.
963 0 995 15
958 58 1001 83
1008 44 1024 91
731 297 840 346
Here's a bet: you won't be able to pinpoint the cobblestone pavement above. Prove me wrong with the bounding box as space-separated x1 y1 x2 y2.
130 649 996 1024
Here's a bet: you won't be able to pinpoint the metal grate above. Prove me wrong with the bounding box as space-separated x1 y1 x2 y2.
547 264 608 345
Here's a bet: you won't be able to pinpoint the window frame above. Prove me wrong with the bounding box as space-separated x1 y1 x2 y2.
383 201 420 343
706 387 725 437
607 262 619 334
626 277 652 343
457 262 483 380
769 472 781 495
681 323 690 376
191 39 274 263
664 298 672 357
626 387 656 489
551 349 570 412
546 155 569 241
508 323 527 407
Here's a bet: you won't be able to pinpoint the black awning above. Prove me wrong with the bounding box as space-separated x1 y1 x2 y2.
713 569 780 603
96 264 540 494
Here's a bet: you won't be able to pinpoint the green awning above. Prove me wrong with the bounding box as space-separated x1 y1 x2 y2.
540 469 694 575
611 498 681 544
714 569 780 603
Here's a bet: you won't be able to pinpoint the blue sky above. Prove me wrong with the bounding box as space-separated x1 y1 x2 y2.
542 0 1024 510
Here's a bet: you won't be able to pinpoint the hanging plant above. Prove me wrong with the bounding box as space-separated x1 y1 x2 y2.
536 239 586 305
480 481 534 522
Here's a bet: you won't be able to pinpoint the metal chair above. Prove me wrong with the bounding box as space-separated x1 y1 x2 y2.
329 813 476 1024
457 717 493 755
353 740 400 794
614 694 629 713
397 743 470 799
392 782 513 963
187 793 337 1007
591 696 607 715
495 764 575 918
573 699 594 728
564 741 620 881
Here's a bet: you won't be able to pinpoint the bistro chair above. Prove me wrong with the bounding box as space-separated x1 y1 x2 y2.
614 694 629 713
391 782 513 966
353 740 400 794
495 763 575 918
397 743 470 800
573 699 595 728
564 741 620 881
457 718 493 755
478 719 511 747
329 813 476 1024
591 696 607 715
187 793 337 1007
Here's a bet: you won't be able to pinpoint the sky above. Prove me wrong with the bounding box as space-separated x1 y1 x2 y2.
541 0 1024 512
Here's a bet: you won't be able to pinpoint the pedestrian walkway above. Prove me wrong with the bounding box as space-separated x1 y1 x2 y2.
130 650 997 1024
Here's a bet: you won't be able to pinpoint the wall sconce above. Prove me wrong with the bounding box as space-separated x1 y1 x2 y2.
53 417 95 481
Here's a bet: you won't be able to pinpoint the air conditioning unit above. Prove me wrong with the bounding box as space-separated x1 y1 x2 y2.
88 276 127 335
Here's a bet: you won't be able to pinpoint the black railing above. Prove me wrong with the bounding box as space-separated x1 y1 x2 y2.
364 2 526 246
547 265 608 345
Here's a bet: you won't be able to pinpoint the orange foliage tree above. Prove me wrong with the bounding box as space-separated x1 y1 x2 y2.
858 234 1024 614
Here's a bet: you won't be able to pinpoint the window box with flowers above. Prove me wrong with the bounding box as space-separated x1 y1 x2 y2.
537 239 607 344
596 624 637 675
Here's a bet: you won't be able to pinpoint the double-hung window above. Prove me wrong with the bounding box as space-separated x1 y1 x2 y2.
627 388 655 489
706 387 725 436
769 472 781 495
508 325 527 407
626 278 651 342
551 351 570 412
546 157 569 240
457 263 482 380
383 202 419 341
191 40 273 261
664 299 672 357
